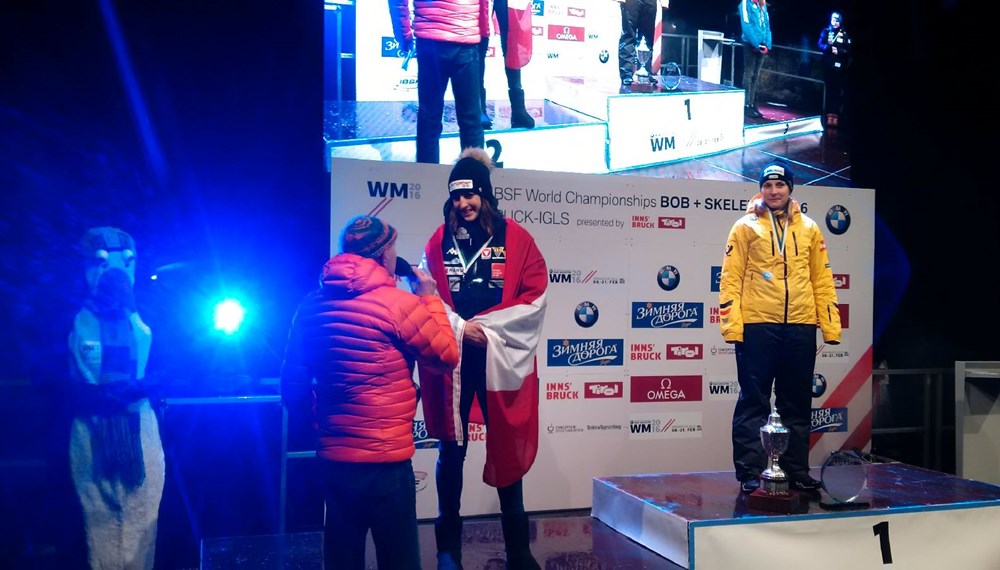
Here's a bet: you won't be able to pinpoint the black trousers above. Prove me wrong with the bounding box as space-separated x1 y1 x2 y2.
618 0 658 81
434 346 528 555
732 323 817 481
415 38 484 163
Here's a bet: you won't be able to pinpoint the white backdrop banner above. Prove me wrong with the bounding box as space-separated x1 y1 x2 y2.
329 157 874 518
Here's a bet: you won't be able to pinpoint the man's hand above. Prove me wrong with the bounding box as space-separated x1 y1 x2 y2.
399 36 414 55
410 267 438 297
463 321 489 348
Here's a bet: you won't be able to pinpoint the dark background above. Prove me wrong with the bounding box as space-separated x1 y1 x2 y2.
0 0 993 568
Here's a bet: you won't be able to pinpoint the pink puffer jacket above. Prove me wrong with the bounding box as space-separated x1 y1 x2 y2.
281 254 458 463
389 0 489 45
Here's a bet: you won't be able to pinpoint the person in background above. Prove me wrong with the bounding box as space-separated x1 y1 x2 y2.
420 147 548 570
479 0 535 130
68 227 165 570
817 11 851 127
738 0 771 118
281 215 459 570
718 160 841 499
614 0 671 88
389 0 489 164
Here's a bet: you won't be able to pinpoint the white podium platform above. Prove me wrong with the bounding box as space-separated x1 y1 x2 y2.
592 462 1000 569
325 75 822 174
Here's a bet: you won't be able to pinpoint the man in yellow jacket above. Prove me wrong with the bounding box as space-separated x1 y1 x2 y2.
719 160 841 497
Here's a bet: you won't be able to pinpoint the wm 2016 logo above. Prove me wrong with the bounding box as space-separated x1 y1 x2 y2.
826 205 851 235
547 339 624 367
631 302 703 328
367 180 419 199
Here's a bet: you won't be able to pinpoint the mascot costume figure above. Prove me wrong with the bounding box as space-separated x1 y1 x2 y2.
68 227 165 569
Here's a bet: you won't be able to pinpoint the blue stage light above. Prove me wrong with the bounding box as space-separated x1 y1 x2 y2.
213 298 246 335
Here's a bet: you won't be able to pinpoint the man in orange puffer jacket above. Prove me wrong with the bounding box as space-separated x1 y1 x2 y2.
281 215 459 570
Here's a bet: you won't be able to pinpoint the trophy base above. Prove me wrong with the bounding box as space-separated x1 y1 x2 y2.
747 489 805 514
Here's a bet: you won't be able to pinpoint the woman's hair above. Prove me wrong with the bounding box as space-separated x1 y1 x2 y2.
447 195 502 236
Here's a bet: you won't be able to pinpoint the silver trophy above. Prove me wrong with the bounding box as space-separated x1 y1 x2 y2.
759 410 790 495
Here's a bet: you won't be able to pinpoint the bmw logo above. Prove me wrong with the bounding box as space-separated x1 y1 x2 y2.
825 205 851 235
657 265 681 291
574 301 599 328
812 373 827 398
598 49 610 64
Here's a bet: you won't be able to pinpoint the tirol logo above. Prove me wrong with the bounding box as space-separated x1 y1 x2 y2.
584 381 623 399
532 26 544 36
711 266 722 292
658 217 686 229
412 420 438 449
839 304 850 328
574 301 599 328
826 204 851 235
547 339 624 367
567 6 586 17
548 24 584 42
812 374 827 398
833 274 850 289
630 376 702 403
631 302 704 328
367 180 419 199
531 1 544 16
666 344 702 360
811 407 848 432
657 265 680 291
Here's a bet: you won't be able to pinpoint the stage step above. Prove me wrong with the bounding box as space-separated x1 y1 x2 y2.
592 462 1000 569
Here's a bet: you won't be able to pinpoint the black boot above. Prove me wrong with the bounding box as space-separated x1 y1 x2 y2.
508 88 535 129
500 512 540 570
435 516 463 570
480 88 493 130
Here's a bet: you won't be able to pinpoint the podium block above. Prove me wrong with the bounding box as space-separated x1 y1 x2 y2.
955 361 1000 485
697 30 725 85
